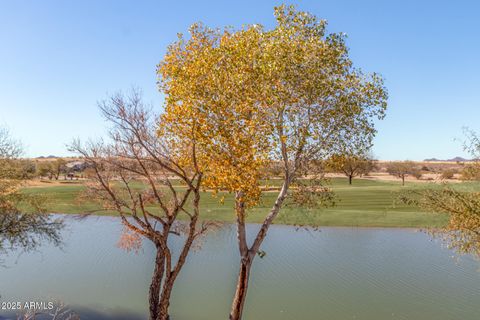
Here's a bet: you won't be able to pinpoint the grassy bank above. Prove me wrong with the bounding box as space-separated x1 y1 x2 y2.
22 178 480 228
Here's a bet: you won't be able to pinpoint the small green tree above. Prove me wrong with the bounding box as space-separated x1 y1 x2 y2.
386 161 420 185
35 159 66 180
51 159 66 180
327 154 375 185
36 161 54 179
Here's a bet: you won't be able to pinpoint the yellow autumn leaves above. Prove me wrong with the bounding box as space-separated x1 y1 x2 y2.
157 5 387 209
158 22 272 207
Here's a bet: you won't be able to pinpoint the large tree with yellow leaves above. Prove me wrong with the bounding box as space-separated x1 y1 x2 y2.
158 5 387 319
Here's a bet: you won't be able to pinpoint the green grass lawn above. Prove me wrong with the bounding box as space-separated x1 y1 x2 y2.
22 178 480 228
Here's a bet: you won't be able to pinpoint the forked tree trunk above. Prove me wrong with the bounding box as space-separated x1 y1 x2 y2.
156 195 200 320
229 179 290 320
149 246 165 320
229 257 253 320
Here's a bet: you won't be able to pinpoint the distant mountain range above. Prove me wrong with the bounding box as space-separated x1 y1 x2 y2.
424 156 472 162
36 155 59 159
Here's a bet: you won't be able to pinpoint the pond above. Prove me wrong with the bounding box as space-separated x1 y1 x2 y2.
0 215 479 319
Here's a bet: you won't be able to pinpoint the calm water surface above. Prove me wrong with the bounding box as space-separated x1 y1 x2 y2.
0 215 479 319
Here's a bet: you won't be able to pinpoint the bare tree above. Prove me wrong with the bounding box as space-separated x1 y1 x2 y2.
0 127 22 159
70 90 213 320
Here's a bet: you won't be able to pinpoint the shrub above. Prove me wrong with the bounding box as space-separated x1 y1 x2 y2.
412 170 422 180
441 169 456 179
460 164 480 181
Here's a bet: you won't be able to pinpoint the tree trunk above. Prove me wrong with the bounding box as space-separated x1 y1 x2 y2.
348 175 353 185
149 246 165 320
155 190 201 320
229 257 253 320
229 180 290 320
402 176 405 186
157 288 172 320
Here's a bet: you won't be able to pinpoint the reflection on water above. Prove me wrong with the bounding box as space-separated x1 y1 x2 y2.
0 215 479 320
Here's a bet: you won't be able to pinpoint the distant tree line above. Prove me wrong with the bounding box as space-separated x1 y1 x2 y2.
0 128 63 266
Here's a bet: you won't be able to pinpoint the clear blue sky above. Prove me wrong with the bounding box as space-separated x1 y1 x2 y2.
0 0 478 160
